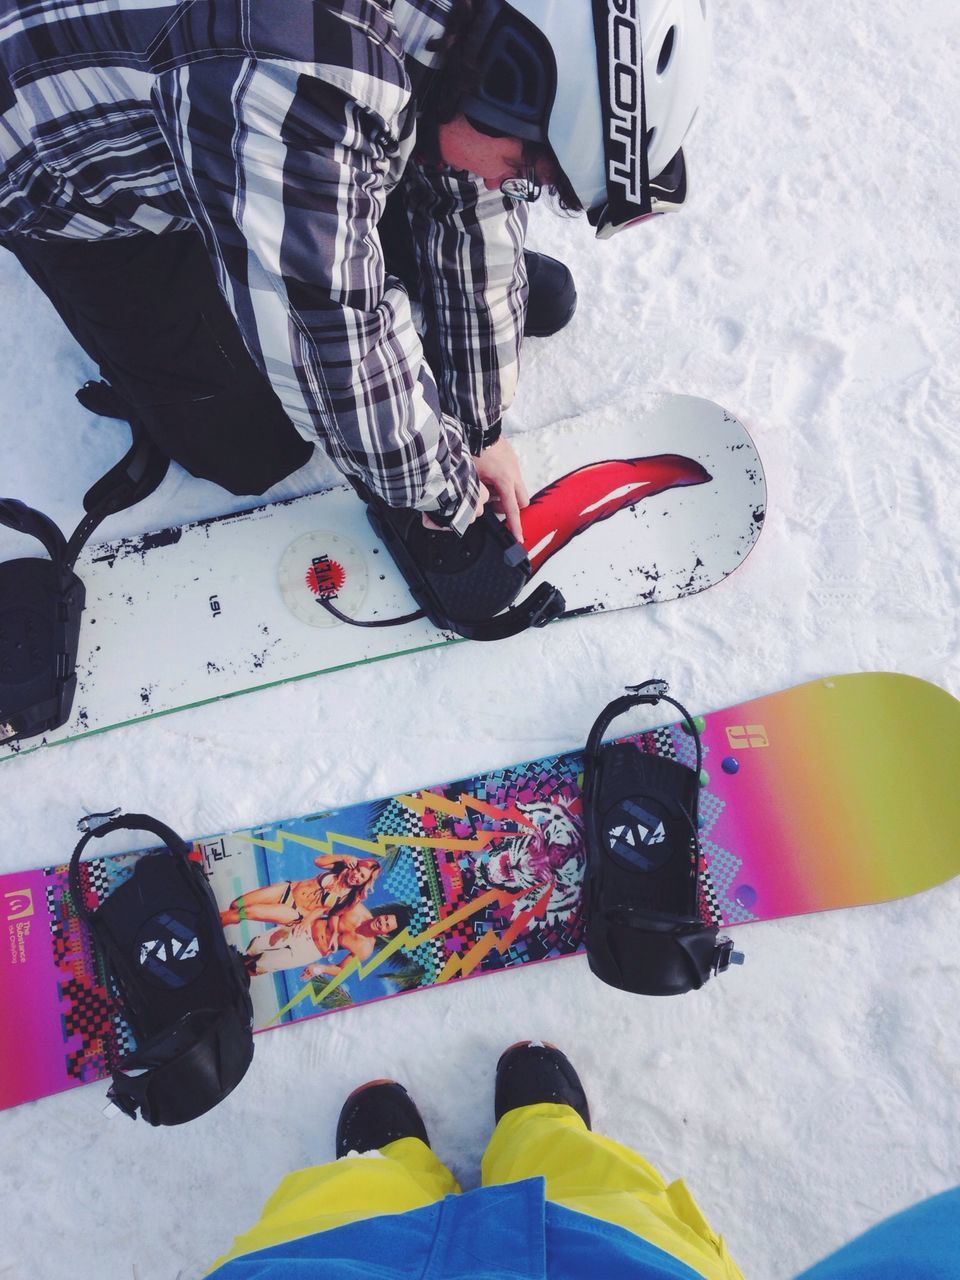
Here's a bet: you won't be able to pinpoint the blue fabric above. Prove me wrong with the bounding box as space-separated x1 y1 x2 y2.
209 1176 703 1279
794 1187 960 1280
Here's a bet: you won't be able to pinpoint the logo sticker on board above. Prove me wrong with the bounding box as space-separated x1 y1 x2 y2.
4 888 33 921
725 724 769 749
278 532 369 628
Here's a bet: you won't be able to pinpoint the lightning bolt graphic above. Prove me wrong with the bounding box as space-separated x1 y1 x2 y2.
238 826 394 858
237 792 537 862
396 791 535 829
238 822 507 859
435 882 555 981
269 886 528 1023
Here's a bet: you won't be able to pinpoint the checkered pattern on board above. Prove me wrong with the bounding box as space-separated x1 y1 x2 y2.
42 864 136 1084
524 908 584 960
464 756 582 810
60 972 136 1082
371 797 431 841
700 840 759 925
697 860 724 928
697 788 725 838
370 805 447 976
422 845 481 965
401 847 448 977
666 723 697 769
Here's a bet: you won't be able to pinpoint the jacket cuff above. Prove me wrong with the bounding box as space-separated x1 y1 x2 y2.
478 419 503 451
415 458 480 537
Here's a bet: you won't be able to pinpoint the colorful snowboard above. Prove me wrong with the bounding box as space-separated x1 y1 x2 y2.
2 672 958 1114
0 396 764 761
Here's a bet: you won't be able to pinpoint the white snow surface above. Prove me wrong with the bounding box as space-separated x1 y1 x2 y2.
1 3 958 1277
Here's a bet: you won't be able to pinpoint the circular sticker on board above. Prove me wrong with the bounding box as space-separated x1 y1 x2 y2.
278 532 369 628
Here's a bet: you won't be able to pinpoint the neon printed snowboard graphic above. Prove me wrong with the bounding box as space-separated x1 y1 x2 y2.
0 396 764 761
1 673 958 1114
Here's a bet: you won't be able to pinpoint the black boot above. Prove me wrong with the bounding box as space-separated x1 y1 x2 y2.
335 1080 430 1157
523 252 578 338
494 1042 591 1127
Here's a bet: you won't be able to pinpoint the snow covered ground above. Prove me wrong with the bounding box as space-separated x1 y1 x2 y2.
1 1 958 1276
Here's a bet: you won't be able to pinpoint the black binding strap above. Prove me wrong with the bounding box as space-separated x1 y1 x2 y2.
0 499 70 572
584 679 703 800
0 390 168 745
581 680 742 996
316 577 563 640
69 812 254 1125
451 580 565 641
0 500 85 745
69 382 170 565
69 811 191 921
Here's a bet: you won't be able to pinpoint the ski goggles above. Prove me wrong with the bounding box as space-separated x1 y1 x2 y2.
459 3 691 235
501 148 689 225
471 111 687 231
587 147 689 239
500 167 542 202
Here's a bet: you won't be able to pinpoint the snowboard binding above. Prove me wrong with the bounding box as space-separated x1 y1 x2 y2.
581 679 742 996
0 501 85 746
0 385 168 745
318 480 565 641
69 812 255 1125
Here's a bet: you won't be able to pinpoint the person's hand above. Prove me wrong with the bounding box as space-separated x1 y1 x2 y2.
473 436 529 542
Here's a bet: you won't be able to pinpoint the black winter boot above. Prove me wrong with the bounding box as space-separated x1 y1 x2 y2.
494 1042 591 1128
335 1080 430 1157
523 252 578 338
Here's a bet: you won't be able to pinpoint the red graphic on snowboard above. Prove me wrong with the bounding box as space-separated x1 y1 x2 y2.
521 455 711 572
300 455 711 610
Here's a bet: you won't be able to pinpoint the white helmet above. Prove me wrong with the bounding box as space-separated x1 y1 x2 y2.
458 0 712 237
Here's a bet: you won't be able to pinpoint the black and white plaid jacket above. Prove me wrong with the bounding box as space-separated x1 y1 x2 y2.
0 0 530 528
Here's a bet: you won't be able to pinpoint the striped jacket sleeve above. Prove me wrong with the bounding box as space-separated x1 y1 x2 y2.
399 160 529 453
152 54 480 533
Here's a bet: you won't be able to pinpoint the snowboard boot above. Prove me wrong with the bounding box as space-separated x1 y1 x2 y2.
523 252 578 338
494 1042 591 1128
335 1080 430 1157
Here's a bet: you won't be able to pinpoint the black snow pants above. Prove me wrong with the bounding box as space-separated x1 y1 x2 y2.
4 193 420 497
5 224 315 496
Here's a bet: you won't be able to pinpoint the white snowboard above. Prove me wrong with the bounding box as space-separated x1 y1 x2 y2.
1 396 765 761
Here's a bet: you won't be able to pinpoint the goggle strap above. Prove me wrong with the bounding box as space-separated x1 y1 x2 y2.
590 0 652 227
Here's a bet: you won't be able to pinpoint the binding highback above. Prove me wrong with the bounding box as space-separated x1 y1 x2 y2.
0 390 167 744
581 679 742 995
69 812 254 1125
